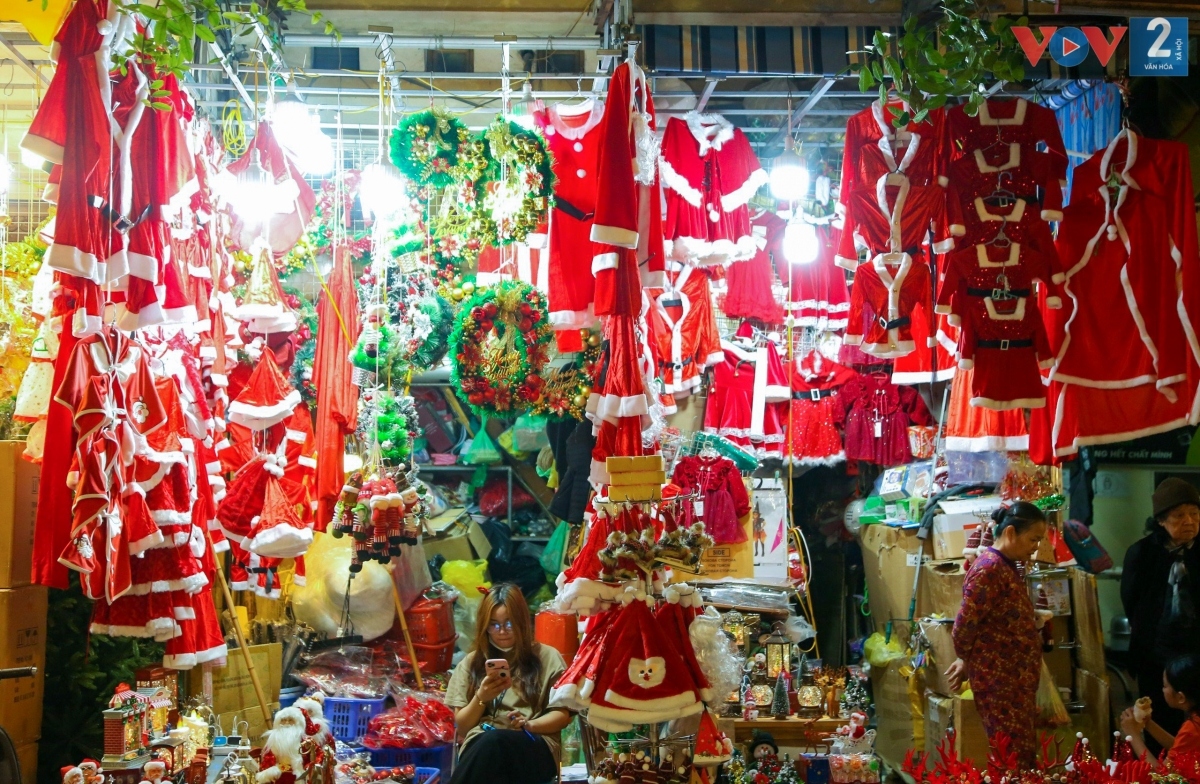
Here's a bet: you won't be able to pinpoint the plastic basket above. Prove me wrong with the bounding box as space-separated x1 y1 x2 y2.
411 638 456 673
367 743 455 776
415 768 440 784
278 687 305 710
406 598 457 645
325 696 387 742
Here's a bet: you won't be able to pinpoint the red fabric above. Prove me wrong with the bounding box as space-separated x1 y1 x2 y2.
957 296 1053 410
937 239 1062 321
944 146 1063 220
841 373 932 465
226 123 316 256
722 210 785 324
313 246 360 530
32 324 79 588
659 114 764 265
837 182 952 268
944 367 1029 452
647 268 721 397
702 341 789 460
945 99 1069 185
1170 717 1200 763
843 253 934 359
535 100 605 330
783 351 857 466
671 456 750 519
839 101 947 204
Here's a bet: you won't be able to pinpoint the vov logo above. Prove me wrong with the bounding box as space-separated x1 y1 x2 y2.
1013 18 1189 76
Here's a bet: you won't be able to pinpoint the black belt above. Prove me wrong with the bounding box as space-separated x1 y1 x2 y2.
555 196 594 222
795 388 835 401
977 338 1033 350
967 286 1031 299
878 315 910 330
89 196 151 232
662 357 695 372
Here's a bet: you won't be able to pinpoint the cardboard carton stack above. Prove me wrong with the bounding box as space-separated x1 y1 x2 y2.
605 456 665 502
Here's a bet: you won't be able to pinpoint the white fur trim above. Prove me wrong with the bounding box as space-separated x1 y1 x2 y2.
969 395 1045 411
591 223 638 249
248 524 313 559
591 252 620 274
944 434 1029 452
721 168 768 211
658 158 702 207
229 390 302 429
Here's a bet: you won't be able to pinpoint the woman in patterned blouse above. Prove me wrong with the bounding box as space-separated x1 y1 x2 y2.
947 501 1048 768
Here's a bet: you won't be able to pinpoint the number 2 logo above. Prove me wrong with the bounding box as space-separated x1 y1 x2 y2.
1147 17 1173 58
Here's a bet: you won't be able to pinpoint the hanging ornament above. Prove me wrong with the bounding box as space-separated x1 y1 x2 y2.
529 331 602 421
476 118 555 246
389 109 486 191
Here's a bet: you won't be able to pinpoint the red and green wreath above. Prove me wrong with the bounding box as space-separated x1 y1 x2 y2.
450 280 552 419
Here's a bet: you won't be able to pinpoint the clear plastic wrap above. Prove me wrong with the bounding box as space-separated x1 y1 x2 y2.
361 690 456 750
688 606 744 706
294 646 389 698
697 583 792 613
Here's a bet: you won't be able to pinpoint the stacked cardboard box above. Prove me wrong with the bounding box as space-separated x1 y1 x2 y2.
0 442 45 772
605 456 665 502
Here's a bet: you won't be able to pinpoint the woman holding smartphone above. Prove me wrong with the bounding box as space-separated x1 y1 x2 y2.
445 583 573 784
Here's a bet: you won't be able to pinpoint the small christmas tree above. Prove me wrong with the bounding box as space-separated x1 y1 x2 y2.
771 670 790 720
773 754 801 784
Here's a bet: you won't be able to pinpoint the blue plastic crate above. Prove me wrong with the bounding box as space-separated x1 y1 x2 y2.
325 696 388 742
366 743 454 777
415 767 439 784
278 687 305 710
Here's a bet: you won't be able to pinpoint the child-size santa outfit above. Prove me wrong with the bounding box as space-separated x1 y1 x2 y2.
648 267 723 398
672 455 749 544
534 99 606 332
783 351 857 466
702 340 789 461
843 251 934 359
659 113 766 265
839 101 947 202
956 295 1054 410
944 99 1069 187
841 372 933 465
944 145 1064 223
790 216 850 330
723 209 785 324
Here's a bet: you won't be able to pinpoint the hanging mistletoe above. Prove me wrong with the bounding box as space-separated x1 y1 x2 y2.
390 109 485 190
529 330 603 421
477 119 555 246
449 281 552 420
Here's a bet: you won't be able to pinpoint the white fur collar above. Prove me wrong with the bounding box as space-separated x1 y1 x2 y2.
549 99 605 141
686 112 735 155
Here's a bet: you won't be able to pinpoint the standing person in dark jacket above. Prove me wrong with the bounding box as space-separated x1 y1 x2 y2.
1122 477 1200 744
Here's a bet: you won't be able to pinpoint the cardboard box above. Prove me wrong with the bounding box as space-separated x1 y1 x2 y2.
953 695 992 765
859 524 932 633
608 484 661 502
925 692 955 761
466 520 493 561
930 496 1001 561
605 455 662 473
608 470 666 486
420 531 476 562
921 620 960 697
16 741 37 784
1074 668 1110 760
919 560 967 620
878 467 908 501
1069 569 1106 675
188 643 282 722
0 586 47 744
0 442 40 588
871 640 921 766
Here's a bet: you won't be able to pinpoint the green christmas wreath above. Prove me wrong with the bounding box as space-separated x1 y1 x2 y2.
476 118 555 246
449 280 552 420
390 109 484 190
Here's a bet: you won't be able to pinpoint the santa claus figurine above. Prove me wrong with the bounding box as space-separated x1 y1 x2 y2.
79 759 105 784
139 760 167 784
256 708 308 784
293 694 333 744
62 767 85 784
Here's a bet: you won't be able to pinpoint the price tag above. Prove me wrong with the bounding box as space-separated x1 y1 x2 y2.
874 421 883 438
694 500 704 516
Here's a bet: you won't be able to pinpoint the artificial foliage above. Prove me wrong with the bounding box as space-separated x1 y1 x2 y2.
449 280 552 420
372 394 419 463
38 575 164 784
770 671 790 719
476 118 555 246
529 331 602 421
390 110 483 190
850 0 1027 127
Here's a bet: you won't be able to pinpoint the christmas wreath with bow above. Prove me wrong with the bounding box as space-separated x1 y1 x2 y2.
529 330 603 421
390 109 485 191
449 280 552 419
475 118 554 246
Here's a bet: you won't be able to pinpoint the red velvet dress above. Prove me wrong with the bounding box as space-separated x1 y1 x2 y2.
841 373 932 465
671 456 750 544
723 209 785 324
783 351 857 466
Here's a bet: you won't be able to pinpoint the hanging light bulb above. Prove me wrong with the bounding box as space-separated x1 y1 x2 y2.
770 135 810 202
227 148 289 223
359 157 407 224
783 219 820 265
509 81 539 130
270 81 333 176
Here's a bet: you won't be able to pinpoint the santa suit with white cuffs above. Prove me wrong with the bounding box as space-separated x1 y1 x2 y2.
534 99 605 332
945 99 1069 188
839 101 947 204
956 295 1053 410
945 145 1064 223
659 113 767 265
702 339 790 460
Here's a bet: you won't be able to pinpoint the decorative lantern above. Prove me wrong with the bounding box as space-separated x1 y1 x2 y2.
763 622 794 680
796 670 824 719
722 611 746 651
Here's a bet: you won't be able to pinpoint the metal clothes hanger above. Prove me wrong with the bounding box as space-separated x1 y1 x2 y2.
984 170 1018 209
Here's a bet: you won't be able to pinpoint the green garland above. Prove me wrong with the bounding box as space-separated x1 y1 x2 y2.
410 293 455 370
390 109 484 190
449 280 552 420
476 118 555 246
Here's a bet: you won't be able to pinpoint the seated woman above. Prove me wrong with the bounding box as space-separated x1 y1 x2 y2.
445 583 573 784
1120 654 1200 767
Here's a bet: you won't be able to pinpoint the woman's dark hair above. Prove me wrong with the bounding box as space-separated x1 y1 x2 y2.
991 501 1047 535
1165 654 1200 714
467 583 544 711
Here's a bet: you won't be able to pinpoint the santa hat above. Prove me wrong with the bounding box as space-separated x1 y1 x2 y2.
246 475 313 558
654 593 712 702
143 761 166 773
294 696 331 739
550 607 619 711
693 710 733 766
79 760 101 773
62 768 83 784
235 240 297 335
584 599 704 732
962 522 993 561
229 352 301 430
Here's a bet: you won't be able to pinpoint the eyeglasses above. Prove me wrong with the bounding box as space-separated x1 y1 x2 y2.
488 621 514 632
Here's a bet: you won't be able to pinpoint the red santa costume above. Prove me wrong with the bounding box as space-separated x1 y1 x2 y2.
945 99 1069 187
658 112 767 265
944 145 1064 223
956 295 1054 410
943 367 1029 452
649 266 723 399
534 99 606 331
839 101 947 202
843 251 935 359
841 372 933 465
723 209 785 324
785 215 850 331
783 351 857 466
1041 180 1194 457
223 124 316 258
702 340 789 460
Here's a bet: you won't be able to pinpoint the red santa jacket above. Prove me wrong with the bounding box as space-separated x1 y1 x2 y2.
938 240 1063 321
844 252 933 358
945 145 1064 222
839 101 947 208
945 99 1068 186
659 113 766 265
837 180 953 269
957 295 1054 410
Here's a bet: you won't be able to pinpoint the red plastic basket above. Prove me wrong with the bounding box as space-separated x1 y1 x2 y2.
406 598 456 645
411 637 456 673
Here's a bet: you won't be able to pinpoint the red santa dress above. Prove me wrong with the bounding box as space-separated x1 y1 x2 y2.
702 340 789 460
723 209 785 324
945 99 1069 187
783 351 857 466
956 295 1054 410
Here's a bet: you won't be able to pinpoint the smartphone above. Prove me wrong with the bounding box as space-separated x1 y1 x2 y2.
485 658 511 682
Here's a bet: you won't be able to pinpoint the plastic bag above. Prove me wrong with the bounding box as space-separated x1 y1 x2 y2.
294 646 388 698
513 413 550 452
462 425 501 465
488 539 547 598
479 478 536 517
361 691 456 749
540 521 570 577
440 559 490 598
292 535 395 641
393 542 434 612
864 632 906 668
786 615 817 643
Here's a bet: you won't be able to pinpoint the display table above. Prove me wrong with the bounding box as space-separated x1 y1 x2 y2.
718 716 850 752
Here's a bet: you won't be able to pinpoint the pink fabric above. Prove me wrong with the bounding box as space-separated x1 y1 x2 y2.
840 374 932 465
